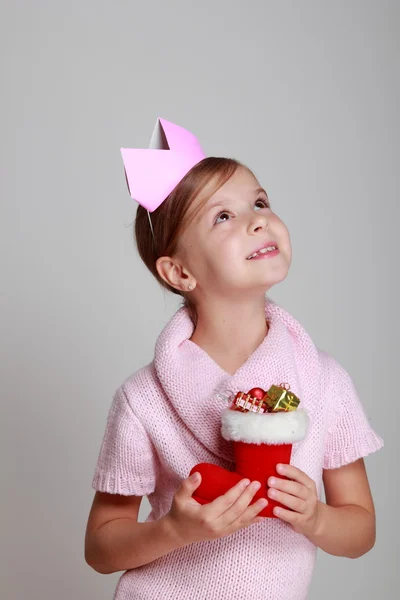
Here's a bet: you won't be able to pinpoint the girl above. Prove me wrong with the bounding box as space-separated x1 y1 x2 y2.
84 118 384 600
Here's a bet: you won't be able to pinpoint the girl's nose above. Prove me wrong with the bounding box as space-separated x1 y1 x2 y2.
248 212 269 234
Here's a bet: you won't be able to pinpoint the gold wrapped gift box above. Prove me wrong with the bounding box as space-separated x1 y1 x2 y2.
233 383 300 414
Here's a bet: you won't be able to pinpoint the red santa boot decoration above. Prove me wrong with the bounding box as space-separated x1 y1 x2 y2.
189 384 309 518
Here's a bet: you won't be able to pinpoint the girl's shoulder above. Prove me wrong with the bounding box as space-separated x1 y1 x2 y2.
118 361 158 397
314 347 364 427
115 361 164 422
316 347 355 397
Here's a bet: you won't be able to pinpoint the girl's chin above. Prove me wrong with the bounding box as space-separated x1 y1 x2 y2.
255 268 290 288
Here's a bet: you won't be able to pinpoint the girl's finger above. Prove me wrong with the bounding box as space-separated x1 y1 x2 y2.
276 464 314 489
268 477 308 500
207 478 251 517
227 496 268 529
221 481 267 527
273 505 302 524
268 488 306 513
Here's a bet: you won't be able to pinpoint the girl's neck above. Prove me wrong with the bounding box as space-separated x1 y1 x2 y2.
189 294 269 375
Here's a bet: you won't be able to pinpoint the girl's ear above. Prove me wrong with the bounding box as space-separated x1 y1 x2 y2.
156 256 195 292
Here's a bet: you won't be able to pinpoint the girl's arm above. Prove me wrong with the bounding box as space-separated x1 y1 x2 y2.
86 514 183 574
85 472 267 573
85 491 184 574
307 458 376 558
85 492 186 575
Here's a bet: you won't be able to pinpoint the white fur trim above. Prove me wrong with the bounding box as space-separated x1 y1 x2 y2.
221 408 309 444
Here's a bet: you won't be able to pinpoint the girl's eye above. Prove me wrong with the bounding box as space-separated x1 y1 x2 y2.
214 211 231 224
254 198 270 210
214 198 270 225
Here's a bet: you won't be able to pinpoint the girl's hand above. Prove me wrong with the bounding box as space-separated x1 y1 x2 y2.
268 463 322 536
165 472 267 546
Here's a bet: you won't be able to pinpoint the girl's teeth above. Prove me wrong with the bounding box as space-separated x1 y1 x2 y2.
248 246 277 259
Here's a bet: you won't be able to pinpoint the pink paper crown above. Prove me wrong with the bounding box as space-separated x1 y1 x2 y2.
120 117 206 212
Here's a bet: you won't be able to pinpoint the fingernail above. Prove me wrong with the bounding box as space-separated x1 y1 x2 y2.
259 499 268 507
252 481 261 491
269 477 276 486
241 479 250 487
192 472 199 480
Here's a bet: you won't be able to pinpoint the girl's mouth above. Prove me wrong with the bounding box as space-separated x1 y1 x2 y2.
246 245 279 260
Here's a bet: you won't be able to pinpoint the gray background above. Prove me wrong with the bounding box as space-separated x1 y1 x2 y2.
1 1 398 598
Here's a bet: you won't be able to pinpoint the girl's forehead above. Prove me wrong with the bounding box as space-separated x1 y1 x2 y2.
204 171 265 208
217 166 259 192
204 168 261 204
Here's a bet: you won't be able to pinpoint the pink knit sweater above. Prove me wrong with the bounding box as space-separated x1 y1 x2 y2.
91 297 384 600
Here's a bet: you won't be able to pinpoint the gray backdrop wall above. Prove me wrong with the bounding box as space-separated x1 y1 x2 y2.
1 1 398 598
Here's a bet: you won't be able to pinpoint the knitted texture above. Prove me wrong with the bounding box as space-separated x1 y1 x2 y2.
91 297 384 600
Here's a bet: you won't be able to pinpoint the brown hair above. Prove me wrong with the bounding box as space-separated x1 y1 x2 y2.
134 156 243 326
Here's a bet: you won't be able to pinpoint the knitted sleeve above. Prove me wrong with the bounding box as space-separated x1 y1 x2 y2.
91 385 158 495
323 358 384 469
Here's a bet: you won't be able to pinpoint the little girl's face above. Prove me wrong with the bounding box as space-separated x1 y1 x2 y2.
177 166 292 297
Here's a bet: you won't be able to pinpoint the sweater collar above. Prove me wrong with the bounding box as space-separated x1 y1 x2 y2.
153 297 320 463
